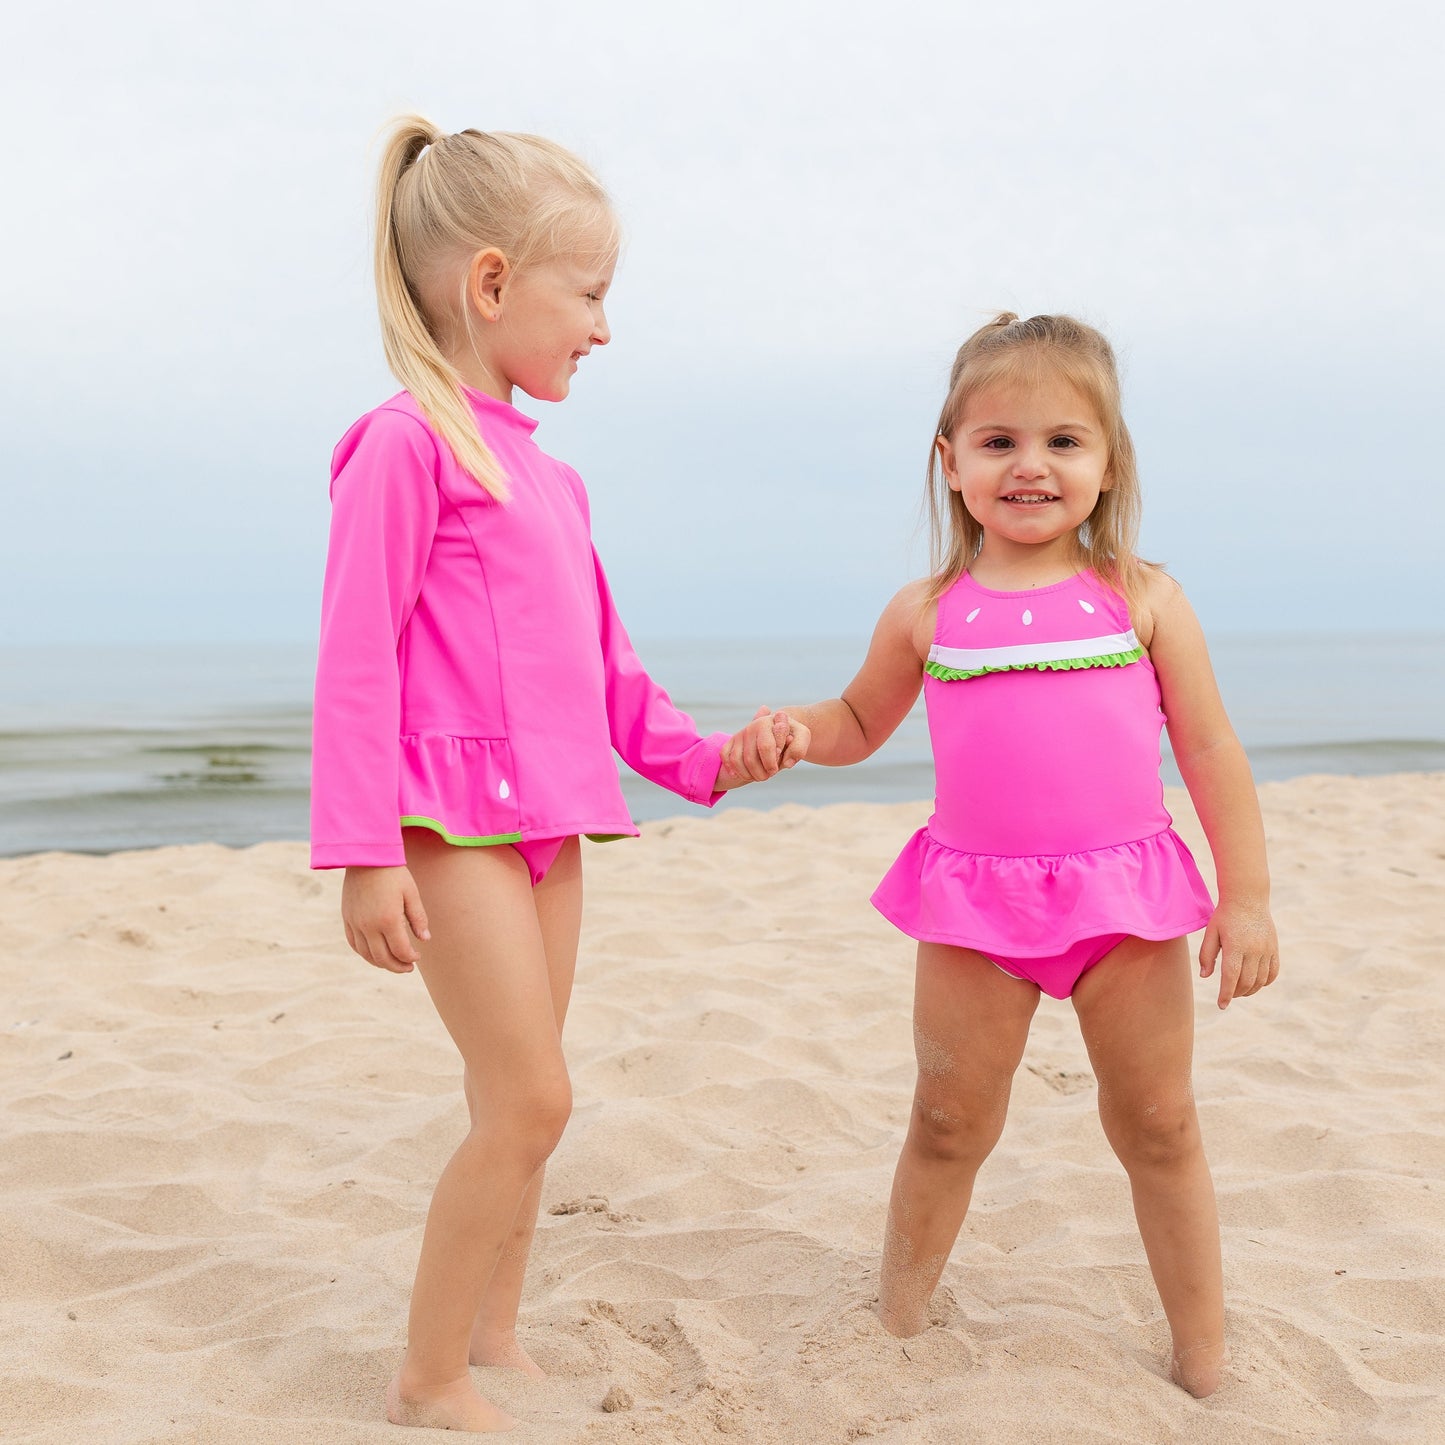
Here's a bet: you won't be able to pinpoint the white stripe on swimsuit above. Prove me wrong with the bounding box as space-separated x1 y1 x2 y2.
928 628 1141 672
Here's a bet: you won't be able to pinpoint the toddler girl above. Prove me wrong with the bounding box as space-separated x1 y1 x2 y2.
728 313 1279 1397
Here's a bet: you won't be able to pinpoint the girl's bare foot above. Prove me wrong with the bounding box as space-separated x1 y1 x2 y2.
874 1298 929 1339
469 1331 547 1379
385 1372 517 1432
1170 1339 1228 1398
876 1226 947 1339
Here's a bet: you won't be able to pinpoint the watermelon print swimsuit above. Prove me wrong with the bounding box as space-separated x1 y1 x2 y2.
871 569 1214 998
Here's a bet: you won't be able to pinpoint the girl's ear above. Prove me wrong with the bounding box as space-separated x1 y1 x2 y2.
466 248 511 322
936 434 962 491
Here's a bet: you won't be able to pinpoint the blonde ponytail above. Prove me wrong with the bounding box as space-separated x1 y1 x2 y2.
372 114 619 503
374 116 509 499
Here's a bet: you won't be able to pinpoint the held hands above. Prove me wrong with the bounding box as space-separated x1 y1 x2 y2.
341 865 431 973
720 705 812 786
1199 899 1280 1010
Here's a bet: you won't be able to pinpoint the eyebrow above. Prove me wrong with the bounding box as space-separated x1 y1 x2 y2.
966 422 1097 436
560 259 613 283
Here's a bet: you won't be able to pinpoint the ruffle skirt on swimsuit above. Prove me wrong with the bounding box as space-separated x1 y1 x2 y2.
871 825 1214 957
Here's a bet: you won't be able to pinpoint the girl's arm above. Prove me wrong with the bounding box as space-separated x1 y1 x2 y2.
312 408 439 972
312 409 440 869
591 546 737 800
1143 572 1280 1009
725 580 929 778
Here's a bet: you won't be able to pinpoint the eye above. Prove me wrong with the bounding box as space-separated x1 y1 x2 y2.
1049 436 1080 449
982 437 1013 450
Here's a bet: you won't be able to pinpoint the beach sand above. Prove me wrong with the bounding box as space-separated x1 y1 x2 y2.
2 773 1441 1443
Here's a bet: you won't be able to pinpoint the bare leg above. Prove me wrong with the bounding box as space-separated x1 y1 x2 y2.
468 1167 548 1375
468 839 582 1375
385 831 579 1433
1071 936 1226 1397
877 943 1040 1336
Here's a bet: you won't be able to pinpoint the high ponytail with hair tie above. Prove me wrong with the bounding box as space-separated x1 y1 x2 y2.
373 114 511 498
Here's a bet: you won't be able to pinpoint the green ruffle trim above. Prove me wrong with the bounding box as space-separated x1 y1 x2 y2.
925 645 1145 682
399 816 523 846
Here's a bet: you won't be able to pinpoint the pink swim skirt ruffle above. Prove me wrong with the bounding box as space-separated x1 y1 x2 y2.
871 825 1214 956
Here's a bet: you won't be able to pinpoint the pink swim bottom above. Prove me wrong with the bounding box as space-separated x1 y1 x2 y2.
402 823 571 888
985 933 1130 999
511 837 569 887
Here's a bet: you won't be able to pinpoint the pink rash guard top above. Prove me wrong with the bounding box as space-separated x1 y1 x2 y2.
871 569 1214 963
310 388 728 870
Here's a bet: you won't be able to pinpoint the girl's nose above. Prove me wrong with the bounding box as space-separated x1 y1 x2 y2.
592 306 611 347
1012 448 1049 480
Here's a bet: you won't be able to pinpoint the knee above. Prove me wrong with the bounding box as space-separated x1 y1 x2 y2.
480 1070 573 1170
523 1074 573 1162
906 1091 1007 1167
1102 1098 1201 1172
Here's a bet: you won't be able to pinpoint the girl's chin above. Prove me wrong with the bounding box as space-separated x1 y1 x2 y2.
517 380 569 404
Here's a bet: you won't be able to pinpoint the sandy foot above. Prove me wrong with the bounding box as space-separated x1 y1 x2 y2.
385 1373 518 1433
469 1334 547 1379
1170 1341 1229 1398
874 1300 929 1339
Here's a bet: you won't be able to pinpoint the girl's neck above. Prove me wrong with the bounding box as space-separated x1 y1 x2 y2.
447 350 513 405
968 533 1087 593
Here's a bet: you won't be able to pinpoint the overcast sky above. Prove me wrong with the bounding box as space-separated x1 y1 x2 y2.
3 0 1441 647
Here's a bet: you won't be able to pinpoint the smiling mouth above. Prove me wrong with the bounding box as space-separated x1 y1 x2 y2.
1003 492 1058 505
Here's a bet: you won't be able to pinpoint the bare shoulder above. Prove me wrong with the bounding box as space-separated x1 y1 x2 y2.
884 576 934 617
837 579 931 736
1134 565 1188 650
879 577 938 665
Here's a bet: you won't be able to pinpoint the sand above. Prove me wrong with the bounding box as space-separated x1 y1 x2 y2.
2 773 1442 1443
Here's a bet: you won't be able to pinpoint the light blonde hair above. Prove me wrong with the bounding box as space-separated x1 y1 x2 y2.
374 114 620 500
926 312 1154 614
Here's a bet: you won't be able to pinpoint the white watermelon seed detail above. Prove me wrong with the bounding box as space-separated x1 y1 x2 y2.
499 780 511 800
1022 609 1033 626
965 607 981 623
1078 599 1096 614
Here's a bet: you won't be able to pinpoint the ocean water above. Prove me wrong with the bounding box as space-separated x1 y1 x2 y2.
1 635 1442 857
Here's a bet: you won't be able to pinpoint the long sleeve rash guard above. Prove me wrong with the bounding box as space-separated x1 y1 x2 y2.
310 388 726 869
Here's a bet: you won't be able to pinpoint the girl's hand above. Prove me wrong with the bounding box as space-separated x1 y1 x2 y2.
1199 900 1279 1010
341 865 431 973
721 705 811 785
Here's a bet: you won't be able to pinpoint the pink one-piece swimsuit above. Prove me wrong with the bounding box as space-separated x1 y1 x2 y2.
871 569 1214 998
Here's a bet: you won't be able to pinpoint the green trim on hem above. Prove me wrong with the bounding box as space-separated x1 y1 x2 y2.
925 646 1145 683
399 816 523 847
584 833 630 843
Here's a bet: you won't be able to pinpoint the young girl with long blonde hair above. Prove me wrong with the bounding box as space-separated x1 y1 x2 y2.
728 312 1280 1397
311 116 782 1432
